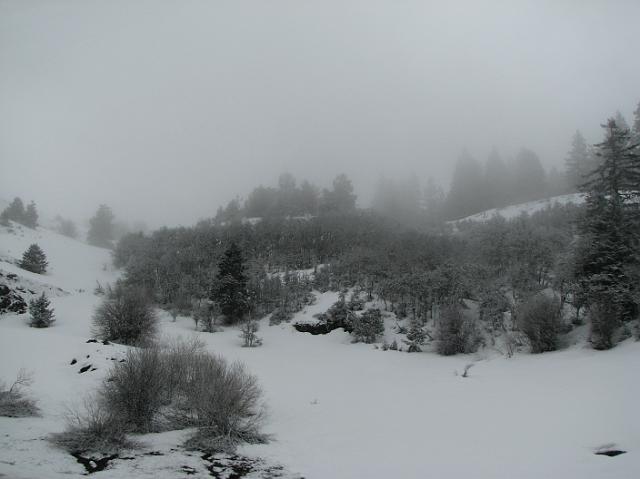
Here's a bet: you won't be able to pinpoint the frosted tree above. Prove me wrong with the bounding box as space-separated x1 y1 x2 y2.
87 204 115 248
29 293 55 328
575 118 640 349
403 317 426 352
23 202 38 229
565 130 590 192
212 242 248 324
19 244 48 274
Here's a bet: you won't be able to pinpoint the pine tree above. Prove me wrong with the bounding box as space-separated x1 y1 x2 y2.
29 292 55 328
403 317 426 352
213 242 248 324
1 197 25 224
23 202 38 229
576 118 640 349
19 244 48 274
445 150 485 218
87 204 115 248
632 101 640 145
565 130 590 192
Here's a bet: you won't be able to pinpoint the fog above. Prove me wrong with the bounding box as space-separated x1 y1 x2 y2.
1 0 639 227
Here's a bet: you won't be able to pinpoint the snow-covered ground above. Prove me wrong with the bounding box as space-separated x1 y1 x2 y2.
1 222 639 478
452 192 586 223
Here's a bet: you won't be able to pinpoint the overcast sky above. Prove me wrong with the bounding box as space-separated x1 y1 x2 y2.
1 0 639 227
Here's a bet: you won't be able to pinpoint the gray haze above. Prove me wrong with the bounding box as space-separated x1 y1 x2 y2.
1 0 639 227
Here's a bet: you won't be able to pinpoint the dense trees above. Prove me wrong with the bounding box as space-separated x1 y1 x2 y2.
216 173 356 224
574 118 640 349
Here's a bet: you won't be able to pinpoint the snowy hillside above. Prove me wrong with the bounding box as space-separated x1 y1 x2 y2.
1 222 639 478
452 192 586 223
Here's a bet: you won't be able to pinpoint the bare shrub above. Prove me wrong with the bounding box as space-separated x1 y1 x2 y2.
516 294 562 353
101 347 168 432
50 397 134 453
436 306 481 356
269 308 292 325
92 284 157 345
66 339 267 452
240 319 262 347
180 354 267 448
0 369 39 417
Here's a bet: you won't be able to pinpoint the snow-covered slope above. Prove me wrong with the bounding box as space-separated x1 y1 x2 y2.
1 221 639 479
453 192 586 223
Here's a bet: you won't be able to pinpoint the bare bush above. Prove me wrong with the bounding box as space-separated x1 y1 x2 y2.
100 347 168 432
180 354 267 447
92 284 157 345
50 397 134 453
516 294 562 353
0 369 39 417
61 339 267 453
240 319 262 347
269 308 293 325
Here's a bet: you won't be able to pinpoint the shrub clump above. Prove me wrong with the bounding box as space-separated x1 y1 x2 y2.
351 308 384 343
91 284 157 345
516 294 562 353
51 340 266 454
269 307 293 325
436 305 481 356
0 370 39 417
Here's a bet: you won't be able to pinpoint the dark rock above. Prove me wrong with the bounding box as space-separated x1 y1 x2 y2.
293 319 352 335
102 340 110 345
70 358 77 365
86 339 98 343
595 450 627 457
70 452 118 474
0 284 28 315
78 365 92 374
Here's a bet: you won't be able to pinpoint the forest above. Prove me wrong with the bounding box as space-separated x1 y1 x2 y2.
112 104 640 353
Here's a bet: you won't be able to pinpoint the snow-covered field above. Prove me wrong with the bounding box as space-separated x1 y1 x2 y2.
1 223 639 478
452 192 586 223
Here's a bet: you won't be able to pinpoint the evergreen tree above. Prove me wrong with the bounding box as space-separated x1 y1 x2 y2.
320 174 357 214
212 242 248 324
632 101 640 145
29 292 55 328
2 197 25 224
403 317 426 352
23 202 38 229
513 148 547 203
87 204 115 248
576 118 640 349
19 244 48 274
445 150 485 219
484 147 511 209
565 130 590 192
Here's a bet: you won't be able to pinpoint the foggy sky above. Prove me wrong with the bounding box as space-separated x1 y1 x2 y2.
1 0 639 227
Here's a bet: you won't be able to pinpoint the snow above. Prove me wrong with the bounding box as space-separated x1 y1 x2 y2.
452 193 586 223
1 221 640 478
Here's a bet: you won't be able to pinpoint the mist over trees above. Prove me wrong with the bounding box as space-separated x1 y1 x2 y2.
1 197 39 228
111 100 640 353
215 173 356 224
